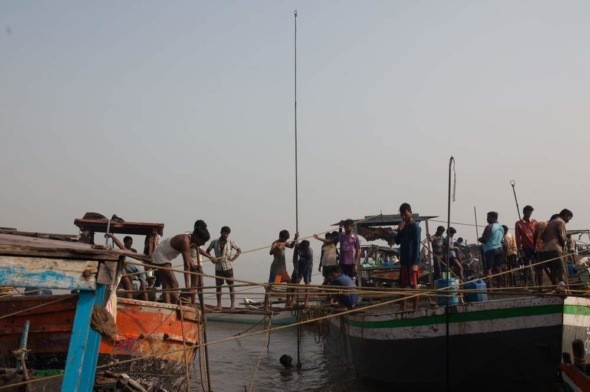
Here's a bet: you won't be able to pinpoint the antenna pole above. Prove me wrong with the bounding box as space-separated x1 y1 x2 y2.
510 180 522 220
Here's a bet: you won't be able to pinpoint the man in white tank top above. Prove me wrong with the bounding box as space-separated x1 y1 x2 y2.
151 221 211 304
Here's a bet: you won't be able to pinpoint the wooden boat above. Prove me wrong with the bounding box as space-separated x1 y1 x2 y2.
323 213 590 391
0 295 200 391
205 300 297 325
325 295 590 391
0 217 202 391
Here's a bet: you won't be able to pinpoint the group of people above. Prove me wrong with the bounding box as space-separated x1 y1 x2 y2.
110 202 575 310
427 205 575 290
111 221 242 307
262 220 361 310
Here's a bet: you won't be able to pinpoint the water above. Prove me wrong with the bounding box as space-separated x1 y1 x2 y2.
189 322 389 392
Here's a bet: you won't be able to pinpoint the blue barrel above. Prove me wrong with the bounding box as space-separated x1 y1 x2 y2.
463 279 488 303
436 278 459 306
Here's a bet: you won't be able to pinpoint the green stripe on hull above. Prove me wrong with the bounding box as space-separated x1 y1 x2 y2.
346 304 563 329
564 304 590 316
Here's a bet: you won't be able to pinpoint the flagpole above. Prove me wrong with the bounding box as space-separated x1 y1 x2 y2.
294 10 299 235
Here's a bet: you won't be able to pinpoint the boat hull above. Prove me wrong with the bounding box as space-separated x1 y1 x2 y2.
325 296 590 391
0 295 200 391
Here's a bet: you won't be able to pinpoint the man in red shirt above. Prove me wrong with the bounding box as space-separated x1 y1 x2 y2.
514 205 537 286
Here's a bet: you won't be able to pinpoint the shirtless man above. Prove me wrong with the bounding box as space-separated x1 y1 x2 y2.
151 222 211 304
264 230 299 310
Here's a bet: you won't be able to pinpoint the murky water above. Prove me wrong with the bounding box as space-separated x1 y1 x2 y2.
189 321 389 392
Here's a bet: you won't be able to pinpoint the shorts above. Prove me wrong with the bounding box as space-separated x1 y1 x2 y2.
268 271 291 283
215 268 234 286
291 267 312 284
484 248 504 271
400 265 419 287
340 264 356 278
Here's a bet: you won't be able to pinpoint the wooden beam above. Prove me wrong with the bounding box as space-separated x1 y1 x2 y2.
62 285 106 392
0 256 98 290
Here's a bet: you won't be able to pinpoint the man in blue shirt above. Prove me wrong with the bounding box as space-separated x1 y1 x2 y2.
395 203 422 310
478 211 505 288
327 266 359 308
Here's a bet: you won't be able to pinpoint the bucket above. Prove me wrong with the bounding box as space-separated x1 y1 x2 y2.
463 279 488 303
436 278 459 306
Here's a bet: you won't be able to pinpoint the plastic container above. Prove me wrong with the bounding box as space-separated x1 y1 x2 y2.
463 279 488 303
435 278 459 306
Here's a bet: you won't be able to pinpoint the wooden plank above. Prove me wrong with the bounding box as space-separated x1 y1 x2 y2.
74 219 164 236
62 286 106 392
0 234 121 261
0 256 98 290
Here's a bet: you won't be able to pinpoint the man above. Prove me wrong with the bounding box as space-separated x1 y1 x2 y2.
265 230 299 310
105 233 148 300
445 227 463 281
535 214 559 287
515 205 537 286
206 226 242 310
429 226 445 280
316 231 339 284
314 219 360 279
541 209 573 285
151 222 211 304
502 225 518 287
479 211 505 288
395 203 421 311
326 266 359 309
287 240 313 307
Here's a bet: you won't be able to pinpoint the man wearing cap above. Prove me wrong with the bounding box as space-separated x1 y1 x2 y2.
515 205 537 286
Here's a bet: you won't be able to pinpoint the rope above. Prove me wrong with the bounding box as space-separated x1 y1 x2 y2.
247 311 273 392
90 305 118 339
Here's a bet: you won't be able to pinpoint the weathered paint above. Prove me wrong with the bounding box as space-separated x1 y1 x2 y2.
62 286 106 392
0 256 97 290
0 295 200 391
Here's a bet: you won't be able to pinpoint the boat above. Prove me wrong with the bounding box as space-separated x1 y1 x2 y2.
322 213 590 391
0 216 201 391
325 295 590 391
205 299 297 325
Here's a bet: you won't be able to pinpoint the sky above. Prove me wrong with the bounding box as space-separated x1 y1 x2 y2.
2 1 590 287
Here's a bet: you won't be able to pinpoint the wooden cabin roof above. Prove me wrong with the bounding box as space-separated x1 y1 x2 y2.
0 233 122 261
74 218 164 236
333 214 438 227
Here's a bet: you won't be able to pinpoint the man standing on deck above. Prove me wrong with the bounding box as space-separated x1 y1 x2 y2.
206 226 242 310
428 226 445 280
479 212 505 288
287 240 313 308
395 203 421 311
314 219 360 279
515 205 537 286
316 231 339 284
151 222 211 304
502 225 518 287
445 227 463 281
540 209 573 285
264 230 299 310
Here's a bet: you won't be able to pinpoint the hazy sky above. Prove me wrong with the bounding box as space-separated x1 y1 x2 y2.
2 1 590 285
